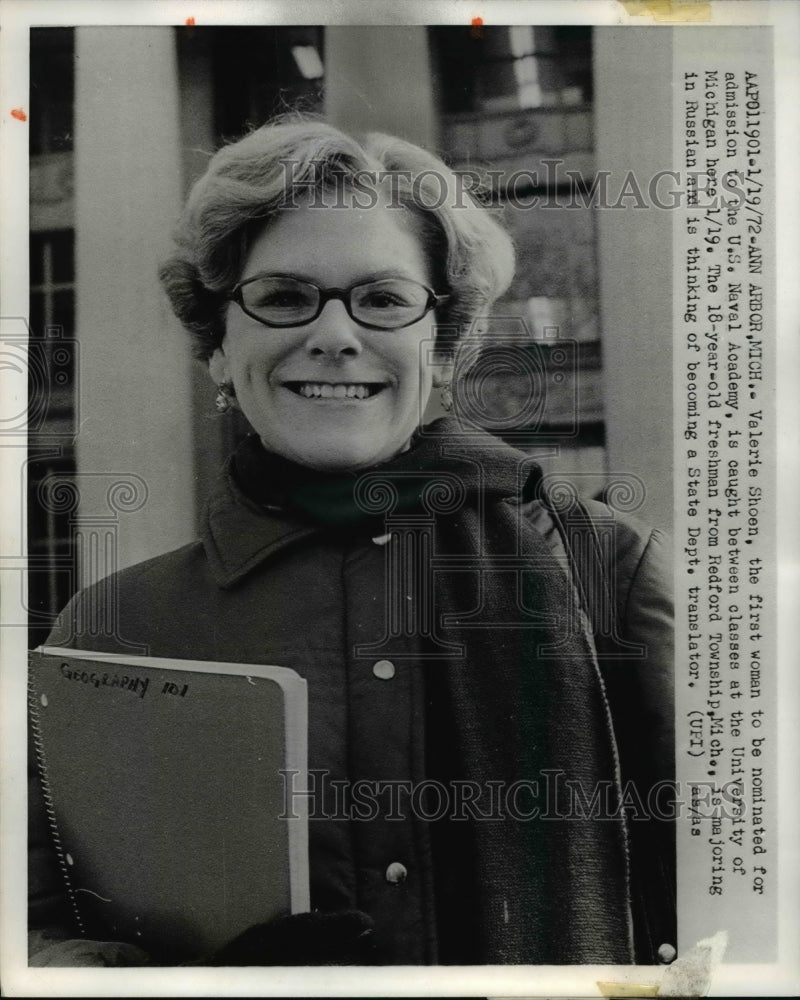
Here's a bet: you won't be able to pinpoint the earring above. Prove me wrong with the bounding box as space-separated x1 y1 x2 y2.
215 381 237 413
431 370 454 413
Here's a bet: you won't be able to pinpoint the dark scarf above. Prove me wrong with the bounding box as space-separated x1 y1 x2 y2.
234 419 634 964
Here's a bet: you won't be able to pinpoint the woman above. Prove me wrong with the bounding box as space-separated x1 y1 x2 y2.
29 119 674 967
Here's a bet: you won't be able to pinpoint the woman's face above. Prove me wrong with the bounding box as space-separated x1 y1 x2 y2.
211 196 440 471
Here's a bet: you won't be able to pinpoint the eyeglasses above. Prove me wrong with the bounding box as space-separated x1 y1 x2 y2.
228 273 449 331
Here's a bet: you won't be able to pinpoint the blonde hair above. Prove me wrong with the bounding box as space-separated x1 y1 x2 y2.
159 116 516 360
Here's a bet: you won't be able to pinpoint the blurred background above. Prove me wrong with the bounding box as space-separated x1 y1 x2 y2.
28 25 672 647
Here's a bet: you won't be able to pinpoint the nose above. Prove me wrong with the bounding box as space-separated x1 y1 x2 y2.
303 299 363 359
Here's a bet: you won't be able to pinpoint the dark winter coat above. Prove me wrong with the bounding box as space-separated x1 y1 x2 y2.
29 439 674 967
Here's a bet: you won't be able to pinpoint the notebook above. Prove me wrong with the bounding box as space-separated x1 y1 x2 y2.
28 647 309 963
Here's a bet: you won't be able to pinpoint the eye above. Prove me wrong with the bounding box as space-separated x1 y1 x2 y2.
256 289 308 308
360 289 411 309
354 280 427 312
242 278 317 314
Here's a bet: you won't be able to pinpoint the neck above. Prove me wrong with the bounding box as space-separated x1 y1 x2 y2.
256 435 418 476
234 418 538 528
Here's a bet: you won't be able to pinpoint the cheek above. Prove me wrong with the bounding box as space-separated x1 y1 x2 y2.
224 332 282 380
396 332 433 400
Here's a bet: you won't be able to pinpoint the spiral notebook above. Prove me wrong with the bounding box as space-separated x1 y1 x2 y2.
28 647 309 962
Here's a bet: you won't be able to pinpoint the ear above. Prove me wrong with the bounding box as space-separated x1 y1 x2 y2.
208 347 228 386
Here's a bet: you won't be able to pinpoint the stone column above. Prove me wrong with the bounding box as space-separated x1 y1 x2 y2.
324 26 437 148
74 27 195 582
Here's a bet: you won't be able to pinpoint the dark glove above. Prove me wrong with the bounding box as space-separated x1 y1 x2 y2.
205 909 377 966
28 930 151 968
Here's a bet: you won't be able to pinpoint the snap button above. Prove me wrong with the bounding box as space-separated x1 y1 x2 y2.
657 942 677 964
372 659 395 680
385 861 407 884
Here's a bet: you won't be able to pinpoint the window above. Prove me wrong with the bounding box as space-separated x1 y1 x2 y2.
28 232 77 649
432 26 603 495
30 28 74 154
29 28 77 648
432 25 592 115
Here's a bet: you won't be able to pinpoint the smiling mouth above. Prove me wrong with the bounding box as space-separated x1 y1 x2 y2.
283 381 388 400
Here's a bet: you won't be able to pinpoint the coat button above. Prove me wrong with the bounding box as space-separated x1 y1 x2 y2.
385 862 408 884
372 659 395 680
657 943 677 964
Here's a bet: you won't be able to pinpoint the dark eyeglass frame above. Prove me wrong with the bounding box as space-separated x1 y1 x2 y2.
228 272 450 331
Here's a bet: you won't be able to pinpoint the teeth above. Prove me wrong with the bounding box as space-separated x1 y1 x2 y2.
293 383 378 399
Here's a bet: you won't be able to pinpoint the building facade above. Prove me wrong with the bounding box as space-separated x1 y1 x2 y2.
29 25 672 646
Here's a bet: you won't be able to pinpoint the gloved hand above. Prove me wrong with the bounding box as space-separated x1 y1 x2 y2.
204 909 377 966
28 930 151 967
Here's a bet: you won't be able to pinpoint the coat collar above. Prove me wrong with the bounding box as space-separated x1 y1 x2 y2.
200 468 319 589
200 422 546 590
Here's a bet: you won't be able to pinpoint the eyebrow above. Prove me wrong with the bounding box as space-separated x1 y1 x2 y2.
240 268 427 285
